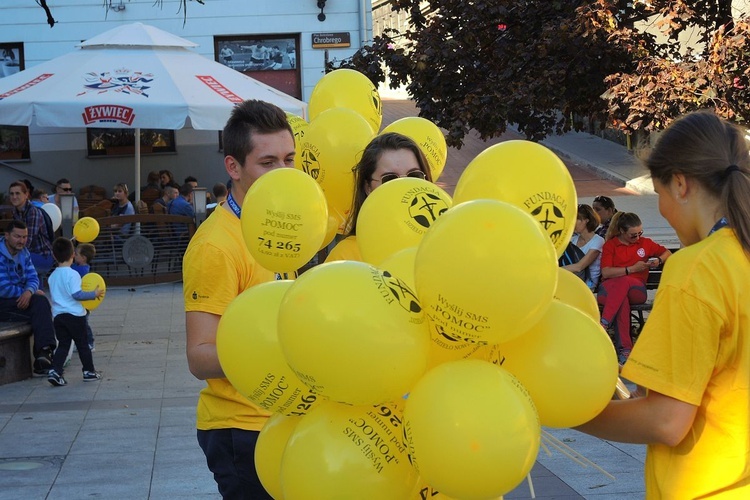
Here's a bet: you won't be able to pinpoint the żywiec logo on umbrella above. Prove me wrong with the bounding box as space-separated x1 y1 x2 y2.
79 69 152 126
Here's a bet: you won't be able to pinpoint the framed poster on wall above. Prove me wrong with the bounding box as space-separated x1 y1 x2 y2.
0 42 29 161
215 34 301 99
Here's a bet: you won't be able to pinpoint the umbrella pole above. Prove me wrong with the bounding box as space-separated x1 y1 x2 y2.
135 127 141 235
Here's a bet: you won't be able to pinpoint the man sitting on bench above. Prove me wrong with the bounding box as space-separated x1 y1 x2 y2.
0 220 57 375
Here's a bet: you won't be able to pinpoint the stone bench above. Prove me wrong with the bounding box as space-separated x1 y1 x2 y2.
0 322 32 385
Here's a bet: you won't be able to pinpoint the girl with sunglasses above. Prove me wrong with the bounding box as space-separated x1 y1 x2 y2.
598 211 671 363
579 111 750 498
326 132 432 262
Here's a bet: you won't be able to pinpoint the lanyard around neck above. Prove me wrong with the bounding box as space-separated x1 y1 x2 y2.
226 191 241 219
708 217 729 236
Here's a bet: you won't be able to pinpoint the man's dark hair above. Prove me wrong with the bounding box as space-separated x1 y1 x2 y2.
5 219 26 233
55 178 70 187
222 99 293 166
52 237 74 264
146 171 160 185
184 176 198 184
212 182 228 198
31 189 47 200
179 183 194 197
21 179 34 193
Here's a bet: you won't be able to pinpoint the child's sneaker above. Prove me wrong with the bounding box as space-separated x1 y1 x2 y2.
83 371 101 382
48 369 67 387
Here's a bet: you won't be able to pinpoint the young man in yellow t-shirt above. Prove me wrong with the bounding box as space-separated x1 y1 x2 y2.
183 100 296 499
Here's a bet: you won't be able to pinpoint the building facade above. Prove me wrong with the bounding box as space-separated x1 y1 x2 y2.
0 0 372 195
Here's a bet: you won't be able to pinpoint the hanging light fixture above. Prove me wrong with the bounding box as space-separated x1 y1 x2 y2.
317 0 327 21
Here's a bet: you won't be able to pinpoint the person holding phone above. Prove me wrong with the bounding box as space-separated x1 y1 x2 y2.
598 212 671 363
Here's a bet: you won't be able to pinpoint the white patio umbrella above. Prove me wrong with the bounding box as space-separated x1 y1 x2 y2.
0 22 307 202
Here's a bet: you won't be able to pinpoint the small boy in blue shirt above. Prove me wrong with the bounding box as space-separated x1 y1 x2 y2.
47 238 104 386
72 243 97 351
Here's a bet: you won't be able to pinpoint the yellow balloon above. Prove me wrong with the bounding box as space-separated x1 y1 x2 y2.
379 246 418 291
327 203 350 235
308 69 382 133
426 323 491 370
379 246 489 372
555 268 600 321
496 301 619 428
73 217 100 243
415 200 557 345
453 140 577 257
286 112 309 173
411 482 457 500
299 107 375 222
281 401 418 499
357 178 452 265
255 413 302 499
403 360 540 499
278 261 430 405
80 272 105 310
217 281 321 417
382 117 448 181
319 210 339 251
241 168 328 273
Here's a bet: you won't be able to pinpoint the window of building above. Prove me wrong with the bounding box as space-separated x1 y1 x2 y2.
0 42 29 161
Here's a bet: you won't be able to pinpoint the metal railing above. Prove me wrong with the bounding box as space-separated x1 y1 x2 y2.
87 214 196 286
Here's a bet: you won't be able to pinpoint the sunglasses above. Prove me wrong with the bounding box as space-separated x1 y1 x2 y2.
60 187 73 192
373 170 427 184
593 196 612 203
625 230 643 239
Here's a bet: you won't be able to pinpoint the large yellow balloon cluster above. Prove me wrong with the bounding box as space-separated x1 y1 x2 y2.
219 70 617 499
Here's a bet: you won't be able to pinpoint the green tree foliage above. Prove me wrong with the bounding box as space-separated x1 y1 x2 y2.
331 0 748 146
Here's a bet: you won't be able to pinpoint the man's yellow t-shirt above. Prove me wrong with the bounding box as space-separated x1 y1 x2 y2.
623 229 750 498
183 205 275 431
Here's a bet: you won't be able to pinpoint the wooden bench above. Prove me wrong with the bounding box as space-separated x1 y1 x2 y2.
0 322 32 385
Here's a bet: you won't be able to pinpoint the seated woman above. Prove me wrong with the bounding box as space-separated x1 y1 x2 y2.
592 195 617 239
598 212 671 363
561 204 605 291
9 180 54 276
326 132 433 262
111 183 135 237
159 170 175 190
